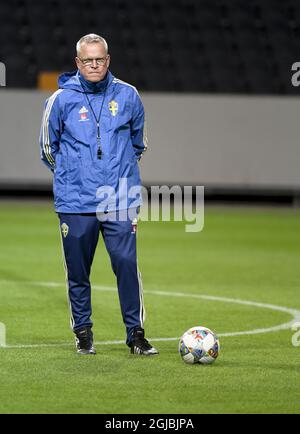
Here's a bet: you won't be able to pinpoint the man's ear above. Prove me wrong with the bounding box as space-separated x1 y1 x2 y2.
75 57 80 69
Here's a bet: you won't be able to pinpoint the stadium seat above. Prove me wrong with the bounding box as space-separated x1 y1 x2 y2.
1 0 300 94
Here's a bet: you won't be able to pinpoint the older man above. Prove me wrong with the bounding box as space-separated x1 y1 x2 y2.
40 34 158 356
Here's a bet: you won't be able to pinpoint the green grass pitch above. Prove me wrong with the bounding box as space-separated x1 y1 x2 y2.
0 202 300 414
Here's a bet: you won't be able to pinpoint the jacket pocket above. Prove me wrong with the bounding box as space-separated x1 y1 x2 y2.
117 135 135 161
66 157 83 204
54 154 67 198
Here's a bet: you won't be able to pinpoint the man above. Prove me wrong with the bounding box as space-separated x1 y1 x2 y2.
40 33 158 356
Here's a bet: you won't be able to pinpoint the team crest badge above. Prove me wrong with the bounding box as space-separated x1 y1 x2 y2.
78 106 89 121
109 100 118 116
61 223 69 238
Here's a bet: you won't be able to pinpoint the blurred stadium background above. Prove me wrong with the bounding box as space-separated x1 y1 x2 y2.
1 0 300 415
0 0 300 203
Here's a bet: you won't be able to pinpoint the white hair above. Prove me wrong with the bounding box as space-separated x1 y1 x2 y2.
76 34 108 56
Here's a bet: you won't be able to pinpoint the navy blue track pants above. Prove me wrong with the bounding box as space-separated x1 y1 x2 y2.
58 210 145 345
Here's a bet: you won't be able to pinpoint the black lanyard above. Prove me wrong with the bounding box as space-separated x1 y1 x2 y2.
83 88 107 159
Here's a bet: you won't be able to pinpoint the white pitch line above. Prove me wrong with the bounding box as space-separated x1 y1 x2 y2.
139 289 300 335
0 280 300 349
2 338 178 350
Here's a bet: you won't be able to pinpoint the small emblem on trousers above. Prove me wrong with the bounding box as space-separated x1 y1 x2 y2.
61 223 69 238
131 218 138 234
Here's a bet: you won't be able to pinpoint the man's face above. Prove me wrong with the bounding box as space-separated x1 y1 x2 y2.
75 42 110 82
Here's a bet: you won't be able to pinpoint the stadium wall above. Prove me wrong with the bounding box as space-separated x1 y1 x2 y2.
0 90 299 196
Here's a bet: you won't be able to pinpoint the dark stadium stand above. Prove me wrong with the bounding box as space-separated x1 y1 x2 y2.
0 0 299 92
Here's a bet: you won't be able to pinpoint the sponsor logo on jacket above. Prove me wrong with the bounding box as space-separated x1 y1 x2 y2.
78 106 89 121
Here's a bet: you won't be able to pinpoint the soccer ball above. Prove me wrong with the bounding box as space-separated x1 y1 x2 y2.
179 326 220 365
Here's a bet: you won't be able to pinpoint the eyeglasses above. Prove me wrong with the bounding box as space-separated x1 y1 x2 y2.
78 57 108 66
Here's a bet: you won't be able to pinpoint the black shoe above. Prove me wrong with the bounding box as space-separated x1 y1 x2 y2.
129 327 159 356
74 327 96 355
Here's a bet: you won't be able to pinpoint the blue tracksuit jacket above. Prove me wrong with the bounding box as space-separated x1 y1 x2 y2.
40 70 147 213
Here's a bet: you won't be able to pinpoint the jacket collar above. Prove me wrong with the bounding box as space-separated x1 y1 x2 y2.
78 70 110 93
58 70 114 93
